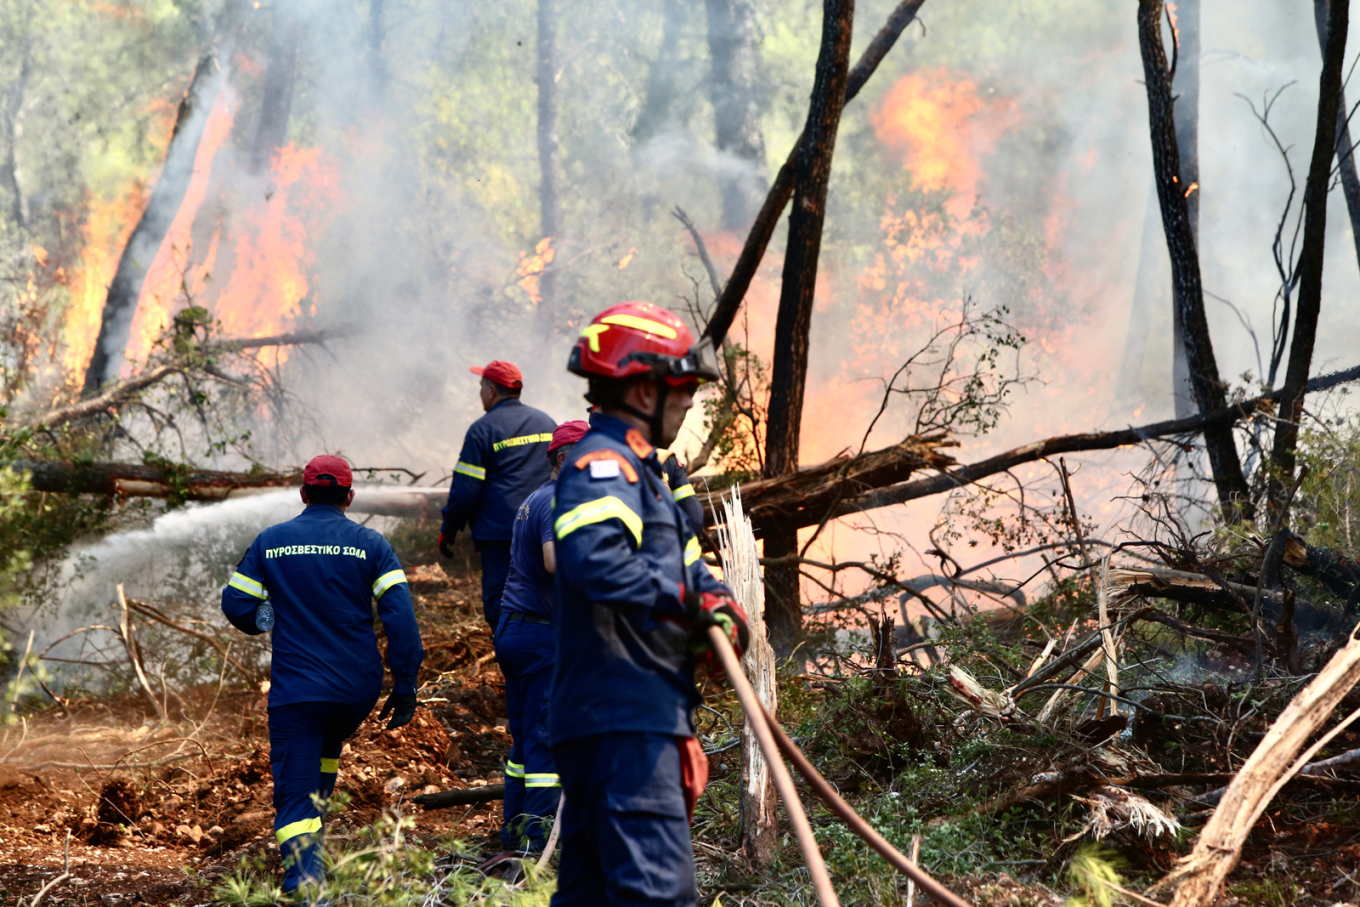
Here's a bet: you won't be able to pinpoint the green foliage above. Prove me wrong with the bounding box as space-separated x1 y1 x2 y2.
1062 845 1123 907
213 810 558 907
1296 416 1360 554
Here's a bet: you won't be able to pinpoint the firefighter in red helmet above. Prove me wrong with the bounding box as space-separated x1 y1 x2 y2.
548 302 749 907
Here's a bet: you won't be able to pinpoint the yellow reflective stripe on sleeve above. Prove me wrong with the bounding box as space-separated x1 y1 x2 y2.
555 496 643 547
276 817 322 844
505 761 525 779
684 537 702 566
525 773 561 788
672 483 696 502
320 757 339 774
454 461 487 480
372 569 408 599
228 572 267 600
493 432 553 453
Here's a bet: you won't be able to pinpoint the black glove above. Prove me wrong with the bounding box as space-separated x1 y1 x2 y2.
438 531 454 558
379 692 417 730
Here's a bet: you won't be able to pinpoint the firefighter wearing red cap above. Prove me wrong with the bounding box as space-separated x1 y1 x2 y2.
440 360 557 628
491 419 589 854
221 455 425 899
549 303 749 907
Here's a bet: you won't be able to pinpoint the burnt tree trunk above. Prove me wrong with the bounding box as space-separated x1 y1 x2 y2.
762 0 855 657
1270 0 1349 514
702 0 926 348
631 0 689 144
1314 0 1360 272
0 14 31 230
82 54 229 393
368 0 388 104
1136 0 1252 522
705 0 767 230
1170 0 1199 418
1115 181 1171 404
536 0 561 311
249 0 301 175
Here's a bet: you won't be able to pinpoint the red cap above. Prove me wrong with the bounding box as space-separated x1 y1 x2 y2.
303 454 353 487
549 420 590 452
470 360 524 389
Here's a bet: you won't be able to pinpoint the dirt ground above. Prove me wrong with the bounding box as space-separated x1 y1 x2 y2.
0 562 511 905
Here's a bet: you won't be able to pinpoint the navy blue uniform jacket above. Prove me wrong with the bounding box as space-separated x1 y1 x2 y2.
442 398 557 542
657 448 705 534
548 414 730 746
221 505 425 708
500 479 557 618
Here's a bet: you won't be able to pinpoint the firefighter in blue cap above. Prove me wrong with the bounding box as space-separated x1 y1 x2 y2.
439 360 557 629
221 455 425 900
549 302 749 907
493 419 590 854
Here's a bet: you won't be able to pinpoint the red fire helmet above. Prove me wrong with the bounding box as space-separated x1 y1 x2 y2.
567 302 719 385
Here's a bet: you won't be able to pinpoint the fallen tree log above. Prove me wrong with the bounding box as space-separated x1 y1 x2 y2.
5 460 301 500
1284 531 1360 600
1 460 444 516
412 783 504 810
778 362 1360 532
700 431 956 537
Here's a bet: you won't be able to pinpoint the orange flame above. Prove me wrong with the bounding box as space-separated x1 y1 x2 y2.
871 68 1016 218
123 86 238 370
517 237 555 304
63 183 149 380
208 143 343 366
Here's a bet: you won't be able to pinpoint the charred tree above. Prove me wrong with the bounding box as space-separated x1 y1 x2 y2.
705 0 767 230
536 0 561 311
368 0 388 104
702 0 926 348
249 0 301 175
82 54 229 393
631 1 689 145
762 0 855 656
1115 183 1171 404
1269 0 1349 514
1136 0 1251 522
1314 0 1360 271
0 10 31 230
1170 0 1200 418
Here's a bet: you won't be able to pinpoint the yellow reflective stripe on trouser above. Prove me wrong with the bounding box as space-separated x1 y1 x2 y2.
525 773 560 788
372 569 408 599
493 432 553 453
672 483 696 502
320 757 339 774
277 817 322 844
555 496 643 547
684 537 702 566
228 572 267 599
454 461 486 480
505 761 525 779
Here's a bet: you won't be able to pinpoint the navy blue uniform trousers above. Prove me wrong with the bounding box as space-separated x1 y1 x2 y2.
494 616 559 850
269 700 374 894
476 541 513 628
550 733 696 907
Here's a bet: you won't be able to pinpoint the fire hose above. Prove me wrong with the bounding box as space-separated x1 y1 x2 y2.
708 625 974 907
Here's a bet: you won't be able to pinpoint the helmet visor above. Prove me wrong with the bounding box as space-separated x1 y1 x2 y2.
668 336 721 383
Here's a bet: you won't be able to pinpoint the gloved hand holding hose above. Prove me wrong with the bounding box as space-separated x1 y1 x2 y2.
683 588 750 667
